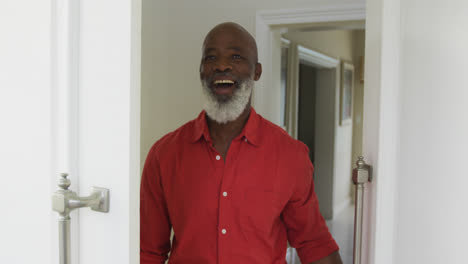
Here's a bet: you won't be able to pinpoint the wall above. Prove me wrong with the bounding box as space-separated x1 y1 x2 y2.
314 68 337 219
140 0 366 165
283 29 365 216
395 0 468 263
141 0 170 168
283 30 355 62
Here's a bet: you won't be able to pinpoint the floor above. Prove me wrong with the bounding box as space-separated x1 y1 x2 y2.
286 203 355 264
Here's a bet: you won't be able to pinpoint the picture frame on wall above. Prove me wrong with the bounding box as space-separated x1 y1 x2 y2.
340 61 354 126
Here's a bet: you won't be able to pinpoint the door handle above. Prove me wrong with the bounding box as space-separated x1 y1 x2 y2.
52 173 110 264
352 156 372 264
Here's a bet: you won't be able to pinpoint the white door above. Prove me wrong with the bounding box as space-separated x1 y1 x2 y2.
0 0 141 264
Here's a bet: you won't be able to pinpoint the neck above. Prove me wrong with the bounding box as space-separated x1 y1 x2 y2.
207 104 251 144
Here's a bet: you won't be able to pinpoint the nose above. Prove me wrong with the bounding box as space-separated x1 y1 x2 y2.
214 58 232 72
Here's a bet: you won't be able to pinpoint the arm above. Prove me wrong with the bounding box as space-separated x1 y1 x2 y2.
283 143 341 264
140 146 172 264
309 251 343 264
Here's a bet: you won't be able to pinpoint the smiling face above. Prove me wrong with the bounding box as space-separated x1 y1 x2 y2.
200 23 261 101
200 23 262 123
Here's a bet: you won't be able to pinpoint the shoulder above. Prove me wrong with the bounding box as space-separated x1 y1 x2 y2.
147 117 197 161
256 115 312 192
258 115 309 156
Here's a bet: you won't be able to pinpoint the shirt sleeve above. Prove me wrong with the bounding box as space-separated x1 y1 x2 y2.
140 146 172 264
282 143 339 263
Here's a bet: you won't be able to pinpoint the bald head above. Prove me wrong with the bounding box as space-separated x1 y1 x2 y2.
202 22 258 63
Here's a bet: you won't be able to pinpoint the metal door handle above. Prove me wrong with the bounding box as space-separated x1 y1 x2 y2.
52 173 110 264
352 157 372 264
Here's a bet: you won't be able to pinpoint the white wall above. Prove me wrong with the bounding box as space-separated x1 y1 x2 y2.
140 0 365 163
395 1 468 263
361 0 468 263
0 1 53 263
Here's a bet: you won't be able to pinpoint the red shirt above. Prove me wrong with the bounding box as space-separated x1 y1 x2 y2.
140 108 338 264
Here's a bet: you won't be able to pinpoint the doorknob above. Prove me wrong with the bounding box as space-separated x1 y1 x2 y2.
352 156 372 264
52 173 110 264
52 173 109 214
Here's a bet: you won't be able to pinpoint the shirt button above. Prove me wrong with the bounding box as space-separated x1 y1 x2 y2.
244 138 248 142
221 228 227 234
222 191 228 197
215 155 221 160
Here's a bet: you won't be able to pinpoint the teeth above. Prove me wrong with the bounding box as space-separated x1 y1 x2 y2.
214 80 234 85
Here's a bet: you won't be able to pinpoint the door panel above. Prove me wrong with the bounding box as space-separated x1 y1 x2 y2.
0 1 54 263
76 1 141 263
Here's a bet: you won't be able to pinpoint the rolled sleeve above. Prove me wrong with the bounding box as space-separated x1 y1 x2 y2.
282 144 339 263
140 146 172 264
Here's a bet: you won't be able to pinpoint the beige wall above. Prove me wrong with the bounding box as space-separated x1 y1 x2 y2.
141 0 169 168
141 0 365 167
283 30 355 62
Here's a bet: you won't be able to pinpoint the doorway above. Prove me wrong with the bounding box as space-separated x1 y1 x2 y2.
139 2 399 264
278 26 365 264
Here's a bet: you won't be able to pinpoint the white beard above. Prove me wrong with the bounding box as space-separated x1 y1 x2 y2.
201 78 254 124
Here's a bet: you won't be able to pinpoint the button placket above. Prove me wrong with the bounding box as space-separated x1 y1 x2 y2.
215 148 227 264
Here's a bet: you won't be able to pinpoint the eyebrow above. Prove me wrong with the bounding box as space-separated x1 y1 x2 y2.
203 46 243 54
227 46 242 52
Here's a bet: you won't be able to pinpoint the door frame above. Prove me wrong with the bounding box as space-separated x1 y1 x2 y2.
289 44 340 139
254 1 401 263
296 46 340 221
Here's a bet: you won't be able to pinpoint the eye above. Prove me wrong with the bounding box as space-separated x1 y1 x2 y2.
232 54 242 60
204 55 216 61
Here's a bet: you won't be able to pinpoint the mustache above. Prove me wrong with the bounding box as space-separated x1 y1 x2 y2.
205 73 238 84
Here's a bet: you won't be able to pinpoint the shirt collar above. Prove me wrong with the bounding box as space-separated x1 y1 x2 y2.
191 107 261 146
192 110 212 143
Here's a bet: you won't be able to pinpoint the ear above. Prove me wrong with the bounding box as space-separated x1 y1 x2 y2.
254 63 262 81
199 63 204 79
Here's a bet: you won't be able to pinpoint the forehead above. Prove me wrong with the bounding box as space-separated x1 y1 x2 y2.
202 28 252 54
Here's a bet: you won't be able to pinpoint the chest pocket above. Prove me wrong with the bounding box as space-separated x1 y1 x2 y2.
240 188 286 235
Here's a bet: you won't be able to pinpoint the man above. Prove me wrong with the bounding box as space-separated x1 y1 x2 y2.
140 22 342 264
